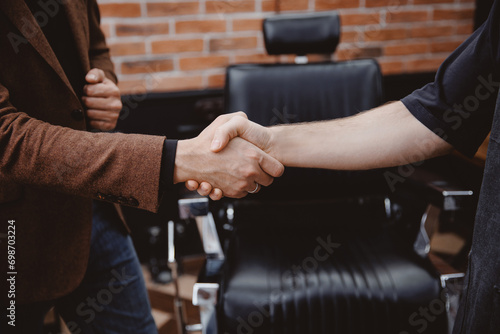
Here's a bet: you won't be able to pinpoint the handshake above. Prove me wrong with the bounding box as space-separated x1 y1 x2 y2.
174 112 283 201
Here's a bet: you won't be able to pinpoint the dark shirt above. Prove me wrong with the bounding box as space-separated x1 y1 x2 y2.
402 1 500 158
25 0 177 190
402 2 500 332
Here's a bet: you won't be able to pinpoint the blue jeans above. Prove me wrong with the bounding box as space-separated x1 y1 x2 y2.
15 201 158 334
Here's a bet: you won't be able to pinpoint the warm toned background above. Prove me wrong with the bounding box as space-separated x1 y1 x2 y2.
97 0 475 95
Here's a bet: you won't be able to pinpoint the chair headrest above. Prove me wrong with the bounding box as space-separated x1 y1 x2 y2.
263 11 340 56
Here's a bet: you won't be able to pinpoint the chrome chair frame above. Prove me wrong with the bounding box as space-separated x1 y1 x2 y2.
170 171 472 334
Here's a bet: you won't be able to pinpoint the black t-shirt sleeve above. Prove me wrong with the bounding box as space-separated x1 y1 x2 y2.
159 139 178 192
401 0 500 157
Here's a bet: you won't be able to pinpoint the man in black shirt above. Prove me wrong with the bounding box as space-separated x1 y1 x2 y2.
196 1 500 332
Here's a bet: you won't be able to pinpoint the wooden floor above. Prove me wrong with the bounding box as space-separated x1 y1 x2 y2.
144 255 204 334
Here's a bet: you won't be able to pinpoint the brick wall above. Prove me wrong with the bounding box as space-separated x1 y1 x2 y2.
97 0 475 95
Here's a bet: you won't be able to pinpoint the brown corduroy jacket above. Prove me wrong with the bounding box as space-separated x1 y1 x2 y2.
0 0 165 304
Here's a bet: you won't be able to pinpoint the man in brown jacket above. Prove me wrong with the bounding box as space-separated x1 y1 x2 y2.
0 0 283 332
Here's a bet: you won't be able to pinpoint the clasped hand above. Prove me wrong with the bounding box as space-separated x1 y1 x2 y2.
82 68 122 131
180 112 278 200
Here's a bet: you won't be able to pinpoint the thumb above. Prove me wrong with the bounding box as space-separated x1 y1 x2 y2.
210 116 248 152
86 68 105 84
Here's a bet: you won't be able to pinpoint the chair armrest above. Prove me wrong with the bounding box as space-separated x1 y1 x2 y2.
401 168 474 257
406 168 473 211
178 198 223 334
178 198 225 260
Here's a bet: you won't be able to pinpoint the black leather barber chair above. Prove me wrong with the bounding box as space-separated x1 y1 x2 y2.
174 11 469 334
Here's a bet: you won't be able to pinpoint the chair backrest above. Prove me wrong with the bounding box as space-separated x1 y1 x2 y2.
225 11 386 199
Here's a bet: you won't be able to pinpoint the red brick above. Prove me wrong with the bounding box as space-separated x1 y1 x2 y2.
233 19 263 32
384 42 428 56
118 79 148 95
336 46 382 60
410 25 454 38
365 27 407 42
147 2 199 17
433 8 475 21
151 75 204 92
280 0 309 11
263 0 308 11
430 40 463 53
340 30 361 43
379 60 404 75
262 0 277 11
307 54 332 62
336 48 358 61
457 23 474 35
115 23 169 37
407 57 447 72
99 3 141 17
176 20 226 34
121 59 174 75
315 0 360 10
109 42 145 56
365 0 407 8
206 1 255 14
151 39 204 54
234 53 279 64
340 13 380 26
207 74 226 88
179 55 229 71
386 10 429 23
414 0 453 4
209 36 257 51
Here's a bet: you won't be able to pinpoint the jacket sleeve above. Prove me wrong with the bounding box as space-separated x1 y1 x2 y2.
87 0 117 83
0 83 165 212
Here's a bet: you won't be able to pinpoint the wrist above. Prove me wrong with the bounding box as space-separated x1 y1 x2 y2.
267 126 282 162
173 139 194 184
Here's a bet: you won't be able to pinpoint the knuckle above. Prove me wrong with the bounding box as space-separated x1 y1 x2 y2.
235 111 247 119
216 114 228 122
237 180 249 192
225 189 236 198
241 167 256 179
245 149 259 160
112 100 123 110
234 116 246 127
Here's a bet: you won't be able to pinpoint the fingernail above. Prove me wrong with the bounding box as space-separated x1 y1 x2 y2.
211 140 221 151
88 74 96 81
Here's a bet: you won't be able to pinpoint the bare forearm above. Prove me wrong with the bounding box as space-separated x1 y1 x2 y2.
268 101 453 170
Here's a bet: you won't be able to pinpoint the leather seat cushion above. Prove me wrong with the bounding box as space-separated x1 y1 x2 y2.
219 204 446 334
